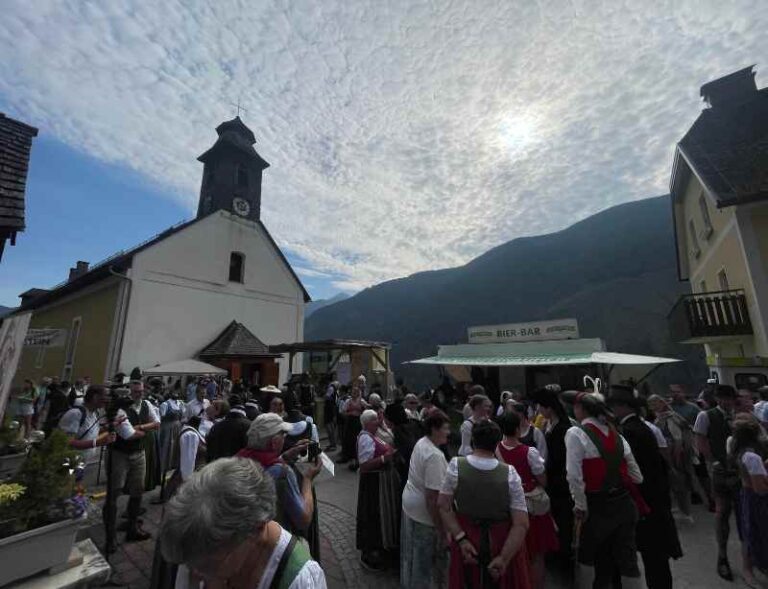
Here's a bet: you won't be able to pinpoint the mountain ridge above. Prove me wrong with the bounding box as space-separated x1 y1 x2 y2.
306 195 706 388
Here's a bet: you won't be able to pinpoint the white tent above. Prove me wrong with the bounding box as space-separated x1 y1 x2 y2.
143 359 227 376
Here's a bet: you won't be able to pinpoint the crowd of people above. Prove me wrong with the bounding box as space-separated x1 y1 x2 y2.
7 370 768 589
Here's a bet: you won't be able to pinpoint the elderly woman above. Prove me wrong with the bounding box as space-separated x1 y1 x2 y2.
341 384 367 467
403 393 422 421
159 457 326 588
439 420 531 589
401 411 451 589
357 409 401 571
369 393 395 446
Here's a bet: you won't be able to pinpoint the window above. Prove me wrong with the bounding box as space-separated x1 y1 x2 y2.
62 317 81 381
717 268 730 291
688 219 701 259
229 252 245 283
699 193 714 239
236 165 249 188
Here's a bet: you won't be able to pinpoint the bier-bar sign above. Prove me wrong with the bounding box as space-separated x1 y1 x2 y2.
467 319 580 344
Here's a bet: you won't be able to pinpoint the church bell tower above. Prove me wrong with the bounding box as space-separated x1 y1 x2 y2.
197 117 270 221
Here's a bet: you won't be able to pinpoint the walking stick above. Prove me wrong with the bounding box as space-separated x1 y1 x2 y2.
571 516 583 589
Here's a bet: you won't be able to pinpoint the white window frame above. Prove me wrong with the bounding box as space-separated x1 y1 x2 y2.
688 219 701 259
699 193 714 240
62 317 82 381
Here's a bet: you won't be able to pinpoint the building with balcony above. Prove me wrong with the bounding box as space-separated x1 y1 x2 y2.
668 66 768 389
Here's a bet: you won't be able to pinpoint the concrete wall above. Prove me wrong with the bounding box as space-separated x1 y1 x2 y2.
119 211 305 383
14 279 120 385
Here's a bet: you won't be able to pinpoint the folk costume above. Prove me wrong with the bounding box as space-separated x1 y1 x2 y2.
356 429 401 560
158 397 184 476
611 386 682 589
441 455 532 589
562 390 645 589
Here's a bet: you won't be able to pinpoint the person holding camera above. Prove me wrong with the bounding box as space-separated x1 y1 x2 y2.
236 414 322 550
104 382 159 550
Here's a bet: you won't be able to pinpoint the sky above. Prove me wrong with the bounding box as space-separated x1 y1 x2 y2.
1 1 767 307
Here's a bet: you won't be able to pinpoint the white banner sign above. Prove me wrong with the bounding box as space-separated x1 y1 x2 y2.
24 328 67 348
0 312 32 420
467 318 580 344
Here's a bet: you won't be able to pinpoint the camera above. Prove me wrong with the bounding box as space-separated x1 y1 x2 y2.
306 441 320 462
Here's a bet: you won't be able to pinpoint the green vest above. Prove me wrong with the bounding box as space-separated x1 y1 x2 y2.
454 457 510 521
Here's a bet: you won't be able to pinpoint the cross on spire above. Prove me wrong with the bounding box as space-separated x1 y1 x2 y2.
229 97 248 118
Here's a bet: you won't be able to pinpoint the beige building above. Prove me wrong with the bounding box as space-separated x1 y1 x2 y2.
669 66 768 389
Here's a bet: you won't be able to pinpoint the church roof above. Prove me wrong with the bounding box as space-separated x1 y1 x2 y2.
16 212 310 311
197 116 269 168
0 113 38 260
199 320 280 358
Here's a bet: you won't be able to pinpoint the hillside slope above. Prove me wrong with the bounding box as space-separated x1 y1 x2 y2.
306 196 706 387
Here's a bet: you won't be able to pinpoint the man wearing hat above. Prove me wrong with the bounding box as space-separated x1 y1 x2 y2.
608 385 681 589
562 390 644 589
237 413 322 538
693 384 740 581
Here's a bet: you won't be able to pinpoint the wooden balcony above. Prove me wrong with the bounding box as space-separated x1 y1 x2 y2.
668 289 753 343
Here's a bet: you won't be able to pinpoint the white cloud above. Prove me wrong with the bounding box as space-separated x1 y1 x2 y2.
1 0 766 292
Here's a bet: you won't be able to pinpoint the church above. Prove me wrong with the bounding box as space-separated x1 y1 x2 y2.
12 117 309 386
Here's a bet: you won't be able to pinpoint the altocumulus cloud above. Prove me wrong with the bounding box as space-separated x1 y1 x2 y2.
1 1 766 292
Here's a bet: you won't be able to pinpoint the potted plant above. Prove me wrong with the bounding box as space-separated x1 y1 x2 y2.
0 430 86 586
0 416 28 481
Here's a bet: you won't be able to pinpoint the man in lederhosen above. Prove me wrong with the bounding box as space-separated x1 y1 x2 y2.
562 390 645 589
607 385 682 589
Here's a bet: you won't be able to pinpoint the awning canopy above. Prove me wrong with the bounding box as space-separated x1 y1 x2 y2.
406 339 680 368
143 359 227 376
408 351 680 367
269 339 391 354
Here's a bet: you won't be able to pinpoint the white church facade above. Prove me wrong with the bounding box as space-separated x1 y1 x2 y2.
12 117 309 386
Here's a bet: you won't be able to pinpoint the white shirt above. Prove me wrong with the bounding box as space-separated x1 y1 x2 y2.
402 437 448 525
58 407 101 463
498 441 546 476
643 418 668 449
693 406 730 436
178 427 206 481
564 418 643 512
115 400 160 440
185 398 210 422
520 424 548 462
441 455 528 514
742 451 768 476
357 432 377 464
255 527 326 589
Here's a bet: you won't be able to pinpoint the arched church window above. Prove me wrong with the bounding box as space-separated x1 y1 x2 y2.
237 165 249 188
229 252 245 283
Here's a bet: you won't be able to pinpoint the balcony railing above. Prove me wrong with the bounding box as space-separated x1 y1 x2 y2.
668 289 753 342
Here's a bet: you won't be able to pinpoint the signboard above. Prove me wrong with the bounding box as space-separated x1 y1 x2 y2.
0 312 32 420
24 328 67 348
467 318 580 344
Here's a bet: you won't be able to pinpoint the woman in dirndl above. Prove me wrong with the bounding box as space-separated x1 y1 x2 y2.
158 392 185 480
497 412 558 589
731 414 768 586
356 409 401 571
439 419 531 589
342 385 366 469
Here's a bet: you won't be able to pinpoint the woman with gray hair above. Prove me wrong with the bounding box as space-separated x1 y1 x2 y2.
159 457 326 588
356 408 401 571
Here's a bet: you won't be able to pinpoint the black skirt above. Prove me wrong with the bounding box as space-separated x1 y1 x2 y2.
356 467 401 552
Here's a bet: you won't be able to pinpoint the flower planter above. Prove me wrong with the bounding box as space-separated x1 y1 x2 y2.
0 517 81 586
0 451 26 482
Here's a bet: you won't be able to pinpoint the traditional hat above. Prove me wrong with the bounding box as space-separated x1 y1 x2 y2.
259 385 282 395
606 384 640 408
560 389 612 418
530 386 561 409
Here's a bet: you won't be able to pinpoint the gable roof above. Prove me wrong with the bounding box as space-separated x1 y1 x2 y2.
199 320 280 358
0 113 38 260
17 211 311 311
673 68 768 208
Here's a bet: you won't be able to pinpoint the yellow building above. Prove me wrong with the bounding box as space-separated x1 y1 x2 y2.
669 66 768 389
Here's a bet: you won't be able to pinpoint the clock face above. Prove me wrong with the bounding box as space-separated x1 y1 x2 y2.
232 197 251 217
